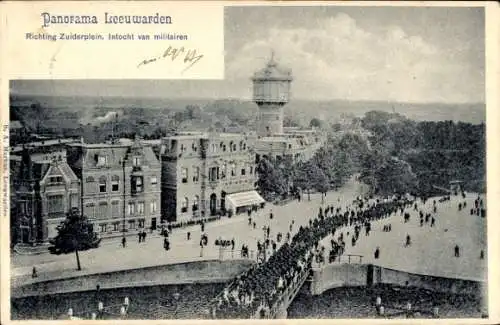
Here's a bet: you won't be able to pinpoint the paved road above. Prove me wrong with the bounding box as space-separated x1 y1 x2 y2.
12 178 368 286
320 193 487 281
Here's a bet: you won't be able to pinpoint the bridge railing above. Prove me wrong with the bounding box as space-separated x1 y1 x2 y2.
265 267 311 319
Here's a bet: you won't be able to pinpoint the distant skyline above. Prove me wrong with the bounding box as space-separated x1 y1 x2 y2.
11 6 485 104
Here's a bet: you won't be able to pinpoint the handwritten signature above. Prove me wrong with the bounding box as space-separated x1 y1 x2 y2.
137 46 204 73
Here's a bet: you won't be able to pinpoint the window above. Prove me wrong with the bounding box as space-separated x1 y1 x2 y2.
193 195 199 212
250 166 253 175
138 219 145 228
181 168 188 183
111 201 120 218
85 202 95 218
70 194 79 208
229 141 234 152
48 176 64 184
86 176 97 193
132 176 143 193
192 142 197 152
137 202 145 215
113 222 120 231
128 202 135 215
221 162 226 179
99 176 107 193
231 163 236 177
98 202 108 218
133 157 141 166
239 141 244 150
150 200 157 214
209 167 218 182
128 220 136 229
241 168 246 176
47 195 64 216
193 167 199 182
151 176 158 186
181 197 188 213
232 143 237 151
97 155 107 167
111 175 119 192
100 224 107 233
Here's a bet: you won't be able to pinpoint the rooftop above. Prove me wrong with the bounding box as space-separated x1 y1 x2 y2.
252 52 293 82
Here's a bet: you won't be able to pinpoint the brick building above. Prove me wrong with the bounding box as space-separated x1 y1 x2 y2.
66 137 161 237
10 139 81 245
161 131 264 222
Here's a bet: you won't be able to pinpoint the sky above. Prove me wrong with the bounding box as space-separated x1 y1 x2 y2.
11 5 485 104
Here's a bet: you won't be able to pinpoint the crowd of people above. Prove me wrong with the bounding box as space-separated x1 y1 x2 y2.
211 188 486 319
212 194 423 319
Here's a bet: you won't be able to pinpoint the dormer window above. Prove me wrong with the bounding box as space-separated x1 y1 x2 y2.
96 155 107 167
133 157 141 166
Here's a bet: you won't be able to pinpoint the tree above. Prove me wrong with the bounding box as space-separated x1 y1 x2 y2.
310 118 322 128
48 208 101 271
256 156 287 201
293 160 328 201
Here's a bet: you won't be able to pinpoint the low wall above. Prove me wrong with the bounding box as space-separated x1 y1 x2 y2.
12 259 254 299
373 265 486 298
310 263 485 298
310 264 368 295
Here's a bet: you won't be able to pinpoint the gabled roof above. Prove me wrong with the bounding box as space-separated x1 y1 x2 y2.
40 160 79 185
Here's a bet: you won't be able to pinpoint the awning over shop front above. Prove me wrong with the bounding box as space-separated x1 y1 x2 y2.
227 190 266 210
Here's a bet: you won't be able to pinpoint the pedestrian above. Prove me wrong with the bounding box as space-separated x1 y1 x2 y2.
269 210 273 220
122 236 126 248
143 231 147 242
201 222 205 232
253 222 256 229
480 250 484 259
454 245 460 257
32 266 38 278
138 231 142 243
231 238 235 251
405 234 411 247
200 240 204 257
374 247 380 259
431 217 435 227
187 231 191 240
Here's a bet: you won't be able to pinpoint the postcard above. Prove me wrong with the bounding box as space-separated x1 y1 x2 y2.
0 1 499 324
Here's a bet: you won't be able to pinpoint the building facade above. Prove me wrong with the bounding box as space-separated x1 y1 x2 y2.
161 131 262 222
66 138 161 237
10 140 81 245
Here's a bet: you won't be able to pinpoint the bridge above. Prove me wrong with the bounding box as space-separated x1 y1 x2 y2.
209 252 365 319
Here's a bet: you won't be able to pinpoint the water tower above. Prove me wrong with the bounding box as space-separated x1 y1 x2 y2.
252 52 293 137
